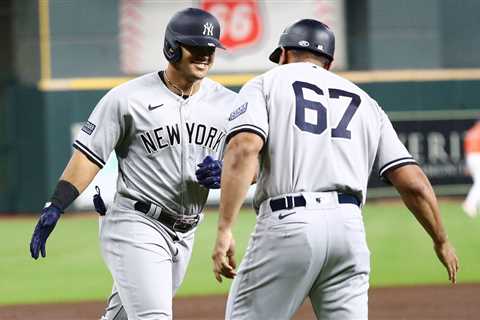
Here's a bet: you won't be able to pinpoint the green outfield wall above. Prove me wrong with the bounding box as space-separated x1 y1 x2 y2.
3 0 480 212
2 79 480 212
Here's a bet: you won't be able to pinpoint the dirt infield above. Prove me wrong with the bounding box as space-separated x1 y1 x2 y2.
0 284 477 320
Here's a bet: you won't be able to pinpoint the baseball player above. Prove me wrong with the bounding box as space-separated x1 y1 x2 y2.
212 19 460 319
29 8 232 320
462 120 480 217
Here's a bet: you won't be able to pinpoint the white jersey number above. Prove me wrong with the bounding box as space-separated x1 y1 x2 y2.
292 81 361 139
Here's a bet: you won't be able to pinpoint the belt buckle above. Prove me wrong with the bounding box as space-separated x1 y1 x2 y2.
172 220 187 232
172 215 200 233
285 196 293 210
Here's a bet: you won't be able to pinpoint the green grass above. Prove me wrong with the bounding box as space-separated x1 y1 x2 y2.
364 201 480 286
1 201 479 305
1 216 111 305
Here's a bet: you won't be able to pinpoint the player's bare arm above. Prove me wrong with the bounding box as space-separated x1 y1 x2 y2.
212 132 263 282
61 150 101 192
387 164 460 283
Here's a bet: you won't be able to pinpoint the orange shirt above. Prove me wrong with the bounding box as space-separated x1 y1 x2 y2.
464 122 480 154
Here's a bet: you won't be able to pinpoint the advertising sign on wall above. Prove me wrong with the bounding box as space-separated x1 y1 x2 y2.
119 0 346 74
368 112 476 197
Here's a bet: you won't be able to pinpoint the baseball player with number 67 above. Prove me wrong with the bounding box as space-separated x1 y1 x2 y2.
29 7 234 320
212 19 460 319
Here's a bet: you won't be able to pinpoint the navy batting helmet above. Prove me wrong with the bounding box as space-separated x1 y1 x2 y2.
269 19 335 64
163 8 225 63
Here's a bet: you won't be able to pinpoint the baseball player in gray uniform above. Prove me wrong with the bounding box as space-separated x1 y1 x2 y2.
212 19 460 319
29 8 233 320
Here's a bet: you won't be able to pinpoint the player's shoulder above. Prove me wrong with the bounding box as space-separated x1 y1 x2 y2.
92 73 159 111
264 63 363 89
107 72 158 98
318 66 381 109
259 63 291 81
291 63 382 110
259 62 336 87
260 63 372 96
330 71 372 97
97 73 159 109
262 61 316 78
202 77 238 99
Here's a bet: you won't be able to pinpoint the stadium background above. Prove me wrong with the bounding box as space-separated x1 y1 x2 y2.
1 1 479 319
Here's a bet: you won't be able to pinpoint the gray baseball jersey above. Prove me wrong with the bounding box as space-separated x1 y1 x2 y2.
75 71 235 216
224 62 416 319
74 71 237 319
227 62 415 209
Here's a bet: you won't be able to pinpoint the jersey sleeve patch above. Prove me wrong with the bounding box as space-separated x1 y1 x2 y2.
228 103 248 121
81 121 96 135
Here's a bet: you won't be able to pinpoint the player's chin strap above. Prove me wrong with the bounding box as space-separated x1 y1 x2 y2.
93 186 107 216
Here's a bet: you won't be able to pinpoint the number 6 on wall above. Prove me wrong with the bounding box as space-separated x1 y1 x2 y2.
292 81 361 139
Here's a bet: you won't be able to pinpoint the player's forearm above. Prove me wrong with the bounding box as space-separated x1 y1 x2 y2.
401 186 447 244
218 149 257 230
218 133 262 231
60 149 101 193
388 165 448 244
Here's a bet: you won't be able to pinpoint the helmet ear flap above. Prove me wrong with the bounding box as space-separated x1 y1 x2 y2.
163 39 182 63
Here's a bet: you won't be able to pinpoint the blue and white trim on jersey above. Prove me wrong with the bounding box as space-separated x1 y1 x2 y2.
379 156 417 177
73 140 106 169
226 124 267 144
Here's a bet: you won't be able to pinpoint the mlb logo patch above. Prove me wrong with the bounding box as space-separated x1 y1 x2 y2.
81 121 96 135
229 103 248 121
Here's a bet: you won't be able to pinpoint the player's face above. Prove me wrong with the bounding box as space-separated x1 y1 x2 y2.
177 45 216 81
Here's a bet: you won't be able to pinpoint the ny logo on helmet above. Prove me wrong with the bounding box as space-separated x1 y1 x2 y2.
203 22 214 36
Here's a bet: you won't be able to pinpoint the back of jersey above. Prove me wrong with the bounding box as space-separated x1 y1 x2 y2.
227 62 414 209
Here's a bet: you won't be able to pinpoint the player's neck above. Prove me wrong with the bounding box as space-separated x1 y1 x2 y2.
292 58 326 68
164 68 200 98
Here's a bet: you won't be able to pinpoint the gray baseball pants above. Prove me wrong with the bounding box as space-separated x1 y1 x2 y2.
226 191 370 320
99 197 196 320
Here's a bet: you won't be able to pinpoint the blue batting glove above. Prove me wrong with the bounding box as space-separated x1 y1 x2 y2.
196 156 222 189
30 203 62 259
93 186 107 216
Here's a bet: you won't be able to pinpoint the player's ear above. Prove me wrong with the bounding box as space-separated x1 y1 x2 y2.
278 47 287 65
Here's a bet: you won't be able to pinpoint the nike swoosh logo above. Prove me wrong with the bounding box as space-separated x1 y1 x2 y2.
148 104 164 111
278 211 296 220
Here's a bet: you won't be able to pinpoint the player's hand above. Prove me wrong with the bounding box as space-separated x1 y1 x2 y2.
30 204 62 259
196 156 222 189
434 240 460 284
212 228 236 282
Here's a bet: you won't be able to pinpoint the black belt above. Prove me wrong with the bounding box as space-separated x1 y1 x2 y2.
134 201 199 233
269 193 361 212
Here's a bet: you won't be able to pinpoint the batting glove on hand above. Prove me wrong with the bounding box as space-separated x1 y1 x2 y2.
93 186 107 216
196 155 222 189
30 204 62 259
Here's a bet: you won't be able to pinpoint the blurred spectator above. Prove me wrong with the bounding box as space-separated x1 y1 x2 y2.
462 121 480 217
